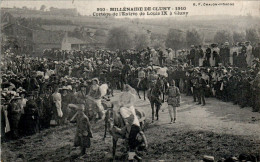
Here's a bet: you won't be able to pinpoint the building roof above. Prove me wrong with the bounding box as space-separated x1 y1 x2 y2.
1 12 14 23
33 30 64 44
84 36 98 44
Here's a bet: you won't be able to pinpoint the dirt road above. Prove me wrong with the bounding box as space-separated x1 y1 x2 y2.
2 91 260 161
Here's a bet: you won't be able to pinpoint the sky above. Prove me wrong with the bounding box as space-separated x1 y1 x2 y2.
1 0 259 18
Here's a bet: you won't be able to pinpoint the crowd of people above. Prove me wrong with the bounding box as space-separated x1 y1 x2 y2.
1 41 260 159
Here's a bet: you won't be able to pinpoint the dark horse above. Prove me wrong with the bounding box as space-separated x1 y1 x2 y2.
128 70 149 100
108 69 123 96
147 79 163 122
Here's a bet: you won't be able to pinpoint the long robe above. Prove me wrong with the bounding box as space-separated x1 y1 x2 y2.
52 92 63 117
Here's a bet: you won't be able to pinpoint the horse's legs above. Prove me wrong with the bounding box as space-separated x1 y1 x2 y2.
163 92 165 101
120 80 124 91
103 120 107 140
143 90 146 101
110 83 114 96
137 90 141 99
112 138 118 159
156 104 160 120
151 101 155 122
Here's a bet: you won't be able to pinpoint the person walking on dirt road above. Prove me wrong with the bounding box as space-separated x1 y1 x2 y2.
165 80 181 124
74 104 93 156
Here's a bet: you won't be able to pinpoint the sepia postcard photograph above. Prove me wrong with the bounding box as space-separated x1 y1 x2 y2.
1 0 260 161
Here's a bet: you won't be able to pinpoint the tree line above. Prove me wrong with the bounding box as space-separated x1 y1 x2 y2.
106 26 260 51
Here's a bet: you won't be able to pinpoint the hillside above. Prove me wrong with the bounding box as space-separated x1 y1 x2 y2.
1 7 260 43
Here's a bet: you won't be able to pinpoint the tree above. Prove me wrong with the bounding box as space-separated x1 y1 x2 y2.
106 26 133 50
232 31 245 43
22 6 28 10
95 29 106 36
134 32 150 51
245 28 259 44
151 39 165 49
186 29 202 47
49 7 55 11
213 30 233 44
165 28 185 50
40 5 46 11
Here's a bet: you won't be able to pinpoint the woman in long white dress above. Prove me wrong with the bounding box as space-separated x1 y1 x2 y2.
119 84 140 127
52 86 63 125
151 49 160 66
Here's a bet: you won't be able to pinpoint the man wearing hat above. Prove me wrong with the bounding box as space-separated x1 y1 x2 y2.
23 92 39 135
205 45 211 67
41 86 53 129
197 72 207 106
7 95 23 139
191 71 199 102
238 43 247 68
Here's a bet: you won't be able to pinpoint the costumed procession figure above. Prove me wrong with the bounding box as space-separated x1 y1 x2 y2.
51 85 63 125
112 84 148 161
147 79 163 122
151 49 160 66
166 80 180 123
137 67 146 89
87 78 105 121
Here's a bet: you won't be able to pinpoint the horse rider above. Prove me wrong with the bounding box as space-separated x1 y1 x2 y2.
112 57 123 70
113 84 148 161
148 69 159 89
148 80 163 122
137 67 146 88
121 59 131 84
87 78 105 121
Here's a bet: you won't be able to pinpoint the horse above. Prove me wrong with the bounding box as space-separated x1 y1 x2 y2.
147 80 163 122
158 76 169 101
128 70 149 100
68 84 109 121
103 106 146 159
108 69 123 96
